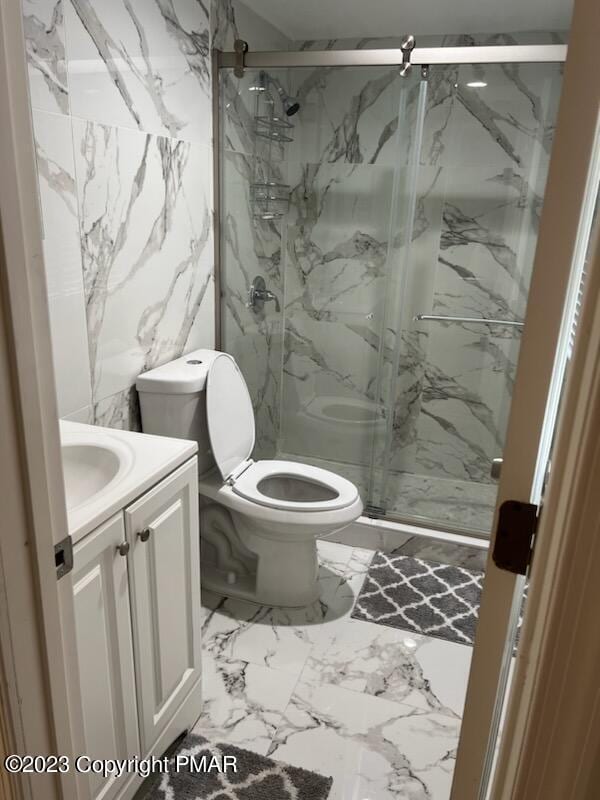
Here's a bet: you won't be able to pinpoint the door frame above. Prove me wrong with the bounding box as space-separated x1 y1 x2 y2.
452 0 600 795
492 167 600 800
0 0 83 797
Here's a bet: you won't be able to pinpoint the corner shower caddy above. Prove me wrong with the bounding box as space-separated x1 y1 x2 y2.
250 71 293 221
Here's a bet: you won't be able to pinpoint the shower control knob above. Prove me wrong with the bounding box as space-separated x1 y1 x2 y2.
138 527 152 543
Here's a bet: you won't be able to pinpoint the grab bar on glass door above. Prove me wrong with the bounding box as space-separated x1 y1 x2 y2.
414 314 524 328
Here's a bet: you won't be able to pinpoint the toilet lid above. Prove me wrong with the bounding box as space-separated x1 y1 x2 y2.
206 354 255 480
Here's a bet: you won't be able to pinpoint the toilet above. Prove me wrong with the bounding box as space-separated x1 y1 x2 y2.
136 349 363 607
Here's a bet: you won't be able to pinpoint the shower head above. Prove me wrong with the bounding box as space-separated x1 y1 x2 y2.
260 72 301 116
276 86 301 116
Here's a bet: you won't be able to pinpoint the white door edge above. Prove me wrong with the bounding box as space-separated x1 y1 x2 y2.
451 0 600 795
0 1 82 798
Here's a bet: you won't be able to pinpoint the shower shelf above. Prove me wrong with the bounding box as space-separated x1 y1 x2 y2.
255 129 294 143
251 181 290 190
255 115 294 129
254 211 286 220
250 73 295 221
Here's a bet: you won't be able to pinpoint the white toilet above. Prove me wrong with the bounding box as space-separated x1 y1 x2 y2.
136 349 363 607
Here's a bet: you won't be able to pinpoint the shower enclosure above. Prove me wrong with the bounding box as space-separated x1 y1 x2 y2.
214 39 565 538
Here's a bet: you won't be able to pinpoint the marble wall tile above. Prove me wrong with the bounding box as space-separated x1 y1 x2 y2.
92 386 143 431
22 0 69 113
280 160 398 465
24 0 217 431
288 65 412 166
65 0 211 143
211 0 290 52
73 118 214 403
32 110 92 417
221 150 284 457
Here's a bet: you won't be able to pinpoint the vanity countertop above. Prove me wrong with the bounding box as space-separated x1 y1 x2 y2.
60 420 197 544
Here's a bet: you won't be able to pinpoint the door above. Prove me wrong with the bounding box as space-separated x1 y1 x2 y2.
125 458 201 752
72 513 139 800
451 0 600 796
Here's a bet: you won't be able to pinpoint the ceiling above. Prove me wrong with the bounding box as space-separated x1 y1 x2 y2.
245 0 573 41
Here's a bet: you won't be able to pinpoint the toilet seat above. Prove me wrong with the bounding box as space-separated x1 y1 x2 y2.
205 353 359 514
231 459 359 512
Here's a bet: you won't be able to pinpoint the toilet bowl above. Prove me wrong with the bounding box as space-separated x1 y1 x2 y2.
136 349 363 607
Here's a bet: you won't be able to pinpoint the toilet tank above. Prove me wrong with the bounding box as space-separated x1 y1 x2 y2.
136 349 222 475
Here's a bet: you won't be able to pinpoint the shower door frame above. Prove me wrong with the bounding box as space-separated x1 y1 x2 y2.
212 41 568 537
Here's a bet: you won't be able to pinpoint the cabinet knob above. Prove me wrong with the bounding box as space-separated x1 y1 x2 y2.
116 541 130 557
138 527 152 543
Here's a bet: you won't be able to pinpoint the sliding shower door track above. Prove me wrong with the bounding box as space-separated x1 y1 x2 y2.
363 506 491 542
217 43 567 70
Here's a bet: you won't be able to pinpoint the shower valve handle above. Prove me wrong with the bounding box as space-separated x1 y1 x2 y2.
247 275 280 312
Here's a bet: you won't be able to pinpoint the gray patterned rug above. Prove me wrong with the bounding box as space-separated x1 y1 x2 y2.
352 552 491 646
140 734 332 800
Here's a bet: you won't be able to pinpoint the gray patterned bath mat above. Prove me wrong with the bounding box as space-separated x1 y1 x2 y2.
352 552 524 646
140 734 332 800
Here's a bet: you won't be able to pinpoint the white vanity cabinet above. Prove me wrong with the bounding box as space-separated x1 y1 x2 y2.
72 513 140 800
125 459 201 752
71 457 201 800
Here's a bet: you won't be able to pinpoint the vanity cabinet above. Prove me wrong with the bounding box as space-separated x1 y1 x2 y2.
72 514 140 800
71 457 201 800
125 459 201 752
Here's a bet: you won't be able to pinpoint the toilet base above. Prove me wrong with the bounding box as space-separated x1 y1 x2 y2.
199 502 321 607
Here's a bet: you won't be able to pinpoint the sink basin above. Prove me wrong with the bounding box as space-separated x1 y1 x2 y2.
59 420 196 543
62 442 125 510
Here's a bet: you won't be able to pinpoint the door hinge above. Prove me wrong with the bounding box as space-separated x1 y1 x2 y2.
54 535 73 580
492 500 539 575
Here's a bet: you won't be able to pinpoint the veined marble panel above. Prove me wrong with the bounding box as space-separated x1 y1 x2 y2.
32 110 91 417
300 617 471 716
65 0 211 142
73 119 213 404
288 65 414 166
281 160 398 464
211 0 290 52
269 680 460 800
420 62 563 170
221 150 284 457
22 0 69 114
194 653 299 756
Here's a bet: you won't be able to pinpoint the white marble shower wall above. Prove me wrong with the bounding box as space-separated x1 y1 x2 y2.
276 33 564 503
22 0 215 427
215 2 292 458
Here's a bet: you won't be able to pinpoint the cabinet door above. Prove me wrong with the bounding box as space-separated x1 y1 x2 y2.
125 458 200 752
72 513 139 800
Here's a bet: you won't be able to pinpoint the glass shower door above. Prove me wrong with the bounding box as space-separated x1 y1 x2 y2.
218 64 422 500
372 60 564 535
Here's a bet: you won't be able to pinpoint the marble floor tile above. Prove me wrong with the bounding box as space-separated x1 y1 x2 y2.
193 653 299 757
300 617 471 716
198 540 472 796
317 539 355 575
343 546 374 576
390 535 488 571
269 680 460 800
200 554 359 676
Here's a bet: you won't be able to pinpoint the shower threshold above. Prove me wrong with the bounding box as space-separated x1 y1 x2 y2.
327 513 490 555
